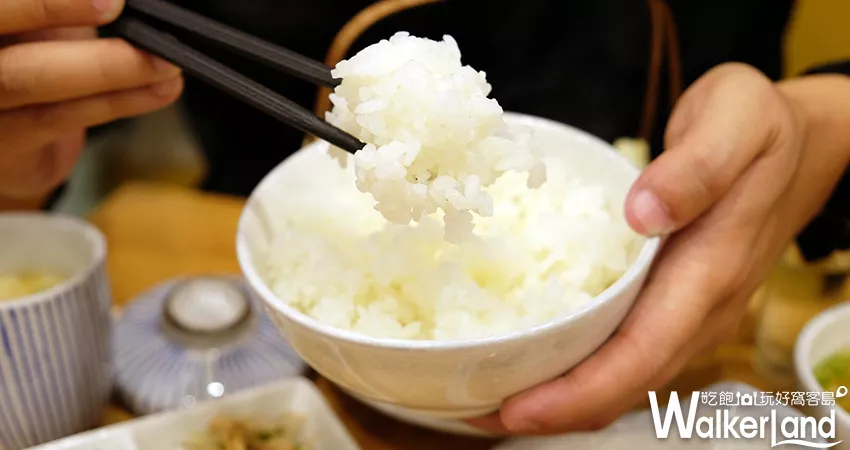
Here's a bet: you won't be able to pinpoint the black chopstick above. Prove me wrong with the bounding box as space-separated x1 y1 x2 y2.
125 0 339 88
114 18 364 154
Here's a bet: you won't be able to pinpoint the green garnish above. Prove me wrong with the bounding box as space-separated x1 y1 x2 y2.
814 347 850 412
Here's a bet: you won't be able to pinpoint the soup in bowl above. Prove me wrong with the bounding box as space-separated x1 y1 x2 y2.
796 300 850 448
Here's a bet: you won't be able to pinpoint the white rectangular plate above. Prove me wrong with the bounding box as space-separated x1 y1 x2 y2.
29 377 361 450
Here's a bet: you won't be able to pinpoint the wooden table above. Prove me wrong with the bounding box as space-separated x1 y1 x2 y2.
87 181 807 450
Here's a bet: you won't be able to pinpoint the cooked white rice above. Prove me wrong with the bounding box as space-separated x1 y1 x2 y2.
262 142 642 341
260 33 642 340
326 32 546 243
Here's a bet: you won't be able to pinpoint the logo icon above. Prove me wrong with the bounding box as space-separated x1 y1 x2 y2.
649 387 846 448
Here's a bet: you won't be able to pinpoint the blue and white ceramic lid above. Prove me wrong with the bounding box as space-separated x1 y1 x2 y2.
113 276 306 415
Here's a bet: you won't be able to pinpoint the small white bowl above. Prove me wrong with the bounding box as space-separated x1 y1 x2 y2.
237 113 661 420
795 301 850 449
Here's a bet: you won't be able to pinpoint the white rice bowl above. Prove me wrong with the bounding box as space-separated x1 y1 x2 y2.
259 135 643 341
257 33 644 342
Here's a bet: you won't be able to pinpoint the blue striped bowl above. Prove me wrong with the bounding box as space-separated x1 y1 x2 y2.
0 213 113 450
113 276 306 416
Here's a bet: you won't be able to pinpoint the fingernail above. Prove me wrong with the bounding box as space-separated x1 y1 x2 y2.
150 77 182 97
92 0 121 20
631 189 674 236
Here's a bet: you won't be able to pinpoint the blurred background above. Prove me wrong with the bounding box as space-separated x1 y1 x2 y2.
51 0 850 216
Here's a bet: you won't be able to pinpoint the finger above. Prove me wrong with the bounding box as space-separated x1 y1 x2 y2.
38 130 87 193
569 287 756 432
489 228 728 434
625 64 781 236
0 38 180 110
466 413 510 435
467 343 701 435
4 26 98 45
0 0 123 35
469 214 768 436
0 76 183 149
0 127 84 198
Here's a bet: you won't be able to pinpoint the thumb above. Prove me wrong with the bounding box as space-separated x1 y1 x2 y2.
625 64 781 236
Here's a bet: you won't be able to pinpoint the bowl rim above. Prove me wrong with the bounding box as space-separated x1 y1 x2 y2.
237 112 662 350
0 212 106 310
794 300 850 422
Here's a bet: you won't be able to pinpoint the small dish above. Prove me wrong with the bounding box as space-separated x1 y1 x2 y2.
30 377 361 450
27 429 138 450
795 301 850 449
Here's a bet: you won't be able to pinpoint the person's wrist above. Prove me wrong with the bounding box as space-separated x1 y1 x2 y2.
778 74 850 165
777 73 850 261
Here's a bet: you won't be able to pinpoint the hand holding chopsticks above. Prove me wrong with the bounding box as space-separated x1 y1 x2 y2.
114 0 364 154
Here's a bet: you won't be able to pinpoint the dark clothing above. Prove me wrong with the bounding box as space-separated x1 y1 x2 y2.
798 62 850 261
169 0 794 196
164 0 850 260
72 1 849 259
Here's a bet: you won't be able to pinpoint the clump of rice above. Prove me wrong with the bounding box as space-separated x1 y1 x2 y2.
261 141 643 341
326 32 546 244
260 32 642 340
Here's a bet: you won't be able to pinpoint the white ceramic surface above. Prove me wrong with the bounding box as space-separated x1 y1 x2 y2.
237 113 662 419
30 377 361 450
352 393 496 437
113 276 306 416
795 301 850 449
0 213 113 449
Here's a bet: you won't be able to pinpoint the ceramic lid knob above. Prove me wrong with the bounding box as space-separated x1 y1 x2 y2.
166 278 249 333
113 276 307 416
